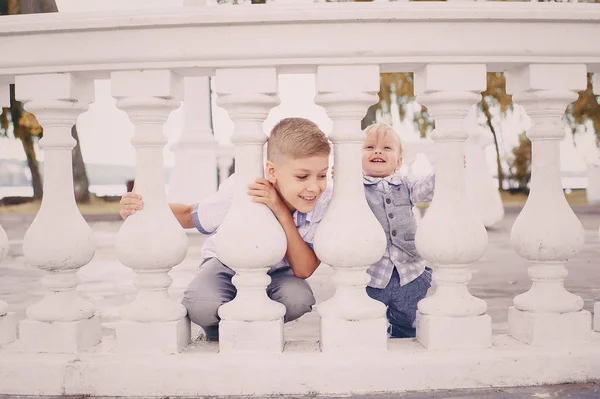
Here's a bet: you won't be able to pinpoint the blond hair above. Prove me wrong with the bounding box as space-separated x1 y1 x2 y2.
267 117 331 161
363 122 403 155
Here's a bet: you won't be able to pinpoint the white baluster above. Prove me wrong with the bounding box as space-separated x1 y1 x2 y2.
168 77 218 205
591 71 599 333
16 73 100 353
414 64 491 349
314 65 388 353
465 120 505 228
112 70 190 353
0 83 17 346
213 68 287 353
507 64 591 345
217 144 235 186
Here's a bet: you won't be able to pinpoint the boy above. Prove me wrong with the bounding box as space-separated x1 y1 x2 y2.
120 117 332 341
361 122 434 339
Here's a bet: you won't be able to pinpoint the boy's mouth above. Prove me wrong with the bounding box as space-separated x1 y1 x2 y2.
300 195 317 204
370 158 386 163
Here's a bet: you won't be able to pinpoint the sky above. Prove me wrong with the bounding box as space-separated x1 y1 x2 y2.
1 0 597 175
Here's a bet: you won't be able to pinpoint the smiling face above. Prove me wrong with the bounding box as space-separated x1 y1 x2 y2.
361 124 403 178
266 155 329 213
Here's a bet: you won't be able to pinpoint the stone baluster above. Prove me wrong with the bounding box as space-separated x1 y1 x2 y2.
0 82 17 346
217 144 235 187
213 68 287 353
314 65 388 353
465 123 505 228
112 70 190 353
168 77 218 205
16 73 100 353
593 72 600 333
506 64 591 344
414 64 491 349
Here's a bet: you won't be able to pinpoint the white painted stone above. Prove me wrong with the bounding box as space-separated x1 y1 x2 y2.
594 302 600 332
0 313 17 345
116 318 191 354
0 84 9 109
586 164 600 205
507 64 590 345
416 312 492 350
168 76 218 205
213 68 286 352
112 70 189 352
314 65 388 352
414 64 490 349
508 307 591 345
0 222 7 266
19 317 101 353
217 144 235 186
320 317 388 353
14 73 100 352
219 319 283 353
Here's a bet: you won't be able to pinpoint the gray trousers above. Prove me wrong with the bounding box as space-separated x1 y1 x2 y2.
182 257 316 340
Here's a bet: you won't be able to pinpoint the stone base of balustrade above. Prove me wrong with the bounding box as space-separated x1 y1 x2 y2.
0 313 17 345
19 316 101 353
1 333 600 396
416 312 492 349
320 317 388 353
116 318 190 354
508 307 592 345
219 318 284 353
594 303 599 332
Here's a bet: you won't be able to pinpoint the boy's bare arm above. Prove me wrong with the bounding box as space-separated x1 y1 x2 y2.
119 193 194 229
169 203 195 229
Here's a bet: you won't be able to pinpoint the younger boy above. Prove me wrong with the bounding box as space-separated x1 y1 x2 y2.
120 117 332 341
362 122 434 338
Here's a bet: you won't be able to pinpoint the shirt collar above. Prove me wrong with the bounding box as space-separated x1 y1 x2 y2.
363 173 404 186
294 209 313 226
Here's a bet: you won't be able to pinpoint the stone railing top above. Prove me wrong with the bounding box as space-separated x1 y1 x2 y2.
0 2 600 77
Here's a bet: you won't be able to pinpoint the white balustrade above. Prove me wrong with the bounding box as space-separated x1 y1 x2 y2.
16 73 101 353
414 64 491 349
592 71 599 333
213 68 287 353
217 144 235 186
112 70 190 353
168 76 218 205
314 65 388 353
507 64 591 345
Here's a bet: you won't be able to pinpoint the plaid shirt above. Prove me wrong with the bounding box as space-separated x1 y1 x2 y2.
363 174 435 289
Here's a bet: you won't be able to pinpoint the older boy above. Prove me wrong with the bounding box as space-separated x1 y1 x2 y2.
361 122 434 339
120 117 331 341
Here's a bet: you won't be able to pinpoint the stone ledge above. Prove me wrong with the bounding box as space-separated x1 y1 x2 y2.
0 333 599 396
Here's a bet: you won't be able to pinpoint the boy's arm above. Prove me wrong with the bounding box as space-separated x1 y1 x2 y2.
409 174 435 203
169 203 195 229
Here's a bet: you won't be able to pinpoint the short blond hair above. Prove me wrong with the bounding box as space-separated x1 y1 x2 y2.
267 117 331 161
363 122 403 155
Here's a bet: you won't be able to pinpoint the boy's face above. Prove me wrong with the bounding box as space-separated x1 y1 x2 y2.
266 155 329 213
362 130 402 178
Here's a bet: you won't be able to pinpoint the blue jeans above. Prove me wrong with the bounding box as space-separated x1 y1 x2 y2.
366 267 432 338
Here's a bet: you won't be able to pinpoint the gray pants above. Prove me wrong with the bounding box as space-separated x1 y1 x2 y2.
182 258 316 340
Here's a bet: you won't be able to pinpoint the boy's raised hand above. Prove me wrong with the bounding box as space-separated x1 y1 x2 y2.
248 178 288 219
119 192 144 220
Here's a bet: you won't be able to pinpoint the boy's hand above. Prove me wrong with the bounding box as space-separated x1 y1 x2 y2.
119 192 144 220
248 178 288 219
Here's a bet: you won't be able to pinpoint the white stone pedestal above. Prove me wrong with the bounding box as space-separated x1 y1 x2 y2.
320 317 388 353
116 318 190 354
19 316 101 353
219 319 283 353
416 312 492 350
594 303 600 332
0 313 17 345
508 307 591 345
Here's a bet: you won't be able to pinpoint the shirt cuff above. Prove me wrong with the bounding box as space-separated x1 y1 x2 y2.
191 203 217 235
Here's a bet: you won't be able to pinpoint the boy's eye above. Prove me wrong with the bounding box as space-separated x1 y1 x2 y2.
296 175 308 180
318 174 327 179
384 146 392 150
365 146 374 150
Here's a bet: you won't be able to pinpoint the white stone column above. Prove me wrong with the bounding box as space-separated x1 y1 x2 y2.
414 64 491 350
591 72 599 333
213 68 287 353
0 83 17 346
507 64 591 345
112 70 190 354
16 73 100 353
168 77 218 205
217 143 235 186
314 65 388 353
465 123 505 228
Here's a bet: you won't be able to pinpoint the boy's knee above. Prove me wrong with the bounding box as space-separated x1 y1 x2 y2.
182 296 223 328
271 280 316 322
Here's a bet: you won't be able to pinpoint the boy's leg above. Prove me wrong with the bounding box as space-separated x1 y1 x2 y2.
181 258 236 341
387 267 432 338
267 267 316 322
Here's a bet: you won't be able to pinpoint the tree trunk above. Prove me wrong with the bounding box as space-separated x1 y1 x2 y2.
18 0 57 13
71 125 91 203
480 99 504 191
361 104 378 130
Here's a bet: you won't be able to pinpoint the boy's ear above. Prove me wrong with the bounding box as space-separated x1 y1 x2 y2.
396 155 403 171
265 160 277 183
